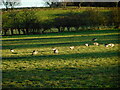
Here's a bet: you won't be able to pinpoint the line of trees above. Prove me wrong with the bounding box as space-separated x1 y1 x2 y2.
1 0 21 10
45 1 120 8
1 0 120 11
2 8 120 35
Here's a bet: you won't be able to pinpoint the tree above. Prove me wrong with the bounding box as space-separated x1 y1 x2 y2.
20 10 39 34
73 2 83 7
2 0 21 10
45 0 67 8
109 8 120 28
2 10 39 35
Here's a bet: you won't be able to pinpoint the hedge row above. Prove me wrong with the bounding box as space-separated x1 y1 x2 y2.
2 8 120 35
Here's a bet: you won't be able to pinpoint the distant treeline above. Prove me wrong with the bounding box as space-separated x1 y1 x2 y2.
46 2 120 8
1 2 120 11
67 2 120 7
2 8 120 35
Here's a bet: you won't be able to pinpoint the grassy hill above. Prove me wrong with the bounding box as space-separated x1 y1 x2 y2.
2 29 120 88
35 7 111 21
2 7 120 35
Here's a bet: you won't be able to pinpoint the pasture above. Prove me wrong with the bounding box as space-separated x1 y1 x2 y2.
2 29 120 88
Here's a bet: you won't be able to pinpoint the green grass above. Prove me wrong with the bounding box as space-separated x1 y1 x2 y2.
3 7 114 25
2 29 120 88
35 7 111 21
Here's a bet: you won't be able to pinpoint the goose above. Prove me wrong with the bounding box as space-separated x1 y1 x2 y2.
70 46 74 49
93 42 99 46
10 49 18 54
105 43 115 47
32 50 38 55
85 43 89 47
104 44 109 47
92 38 97 41
53 49 58 54
10 49 14 53
52 48 56 51
108 43 115 47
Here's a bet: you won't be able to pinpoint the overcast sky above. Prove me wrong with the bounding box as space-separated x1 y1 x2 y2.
0 0 120 9
0 0 45 8
20 0 45 7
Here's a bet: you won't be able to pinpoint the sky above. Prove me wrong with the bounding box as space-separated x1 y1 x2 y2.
19 0 45 7
0 0 120 9
0 0 46 8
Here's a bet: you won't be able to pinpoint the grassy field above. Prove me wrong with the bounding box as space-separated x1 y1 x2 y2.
2 29 120 88
35 7 111 21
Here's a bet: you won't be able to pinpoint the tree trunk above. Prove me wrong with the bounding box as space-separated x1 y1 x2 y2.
57 27 61 32
22 29 26 35
67 27 70 32
116 2 118 7
10 29 13 35
5 6 8 11
33 29 35 33
78 2 82 7
61 27 65 32
4 29 7 35
26 28 29 34
18 29 21 35
75 27 79 31
42 29 45 34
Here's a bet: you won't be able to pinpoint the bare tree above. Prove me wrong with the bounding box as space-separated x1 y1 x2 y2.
2 0 21 10
45 0 68 8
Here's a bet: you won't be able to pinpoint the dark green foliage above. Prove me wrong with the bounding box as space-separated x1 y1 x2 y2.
110 8 120 27
2 10 39 35
2 8 120 35
53 9 108 31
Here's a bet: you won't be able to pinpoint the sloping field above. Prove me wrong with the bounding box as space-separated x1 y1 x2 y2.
2 29 120 88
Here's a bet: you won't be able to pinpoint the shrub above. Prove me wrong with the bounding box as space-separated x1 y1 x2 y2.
2 10 39 35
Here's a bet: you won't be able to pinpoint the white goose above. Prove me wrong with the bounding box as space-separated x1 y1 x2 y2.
70 46 74 49
32 50 38 55
53 48 58 54
85 43 89 47
10 49 14 53
93 42 99 46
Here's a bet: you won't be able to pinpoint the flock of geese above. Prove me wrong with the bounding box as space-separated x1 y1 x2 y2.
10 38 115 55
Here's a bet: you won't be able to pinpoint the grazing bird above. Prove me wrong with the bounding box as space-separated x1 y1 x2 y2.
92 38 97 41
52 48 56 51
105 43 115 47
10 49 14 53
53 49 58 54
93 42 99 46
70 46 74 50
32 50 38 55
85 43 89 47
10 49 17 54
104 44 109 47
109 43 115 47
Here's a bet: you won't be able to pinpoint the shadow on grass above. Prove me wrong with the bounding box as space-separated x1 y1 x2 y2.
2 39 120 49
2 32 119 42
2 64 119 88
2 36 75 41
2 51 119 61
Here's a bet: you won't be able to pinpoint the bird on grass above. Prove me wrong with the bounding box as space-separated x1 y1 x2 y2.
32 50 38 55
105 43 114 47
92 38 97 41
109 43 115 47
52 48 58 54
10 49 17 54
10 49 14 53
70 46 74 50
104 44 109 47
85 43 89 47
93 42 99 46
